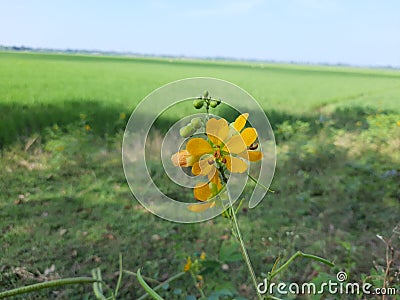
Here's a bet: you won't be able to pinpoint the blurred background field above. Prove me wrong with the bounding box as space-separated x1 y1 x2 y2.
0 52 399 299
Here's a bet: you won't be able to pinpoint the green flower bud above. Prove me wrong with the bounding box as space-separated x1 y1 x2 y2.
209 182 218 194
180 124 196 138
193 99 204 109
203 90 209 98
190 117 203 129
209 100 218 108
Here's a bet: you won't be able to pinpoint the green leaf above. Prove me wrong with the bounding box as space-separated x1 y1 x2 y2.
199 260 221 275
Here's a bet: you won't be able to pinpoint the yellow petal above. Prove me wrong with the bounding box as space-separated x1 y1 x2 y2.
188 201 215 212
183 257 192 271
192 158 216 176
248 151 263 161
238 150 263 161
194 182 212 201
206 118 229 145
186 138 212 156
222 135 247 154
240 128 258 146
233 113 249 132
192 161 201 175
210 172 221 186
225 156 248 173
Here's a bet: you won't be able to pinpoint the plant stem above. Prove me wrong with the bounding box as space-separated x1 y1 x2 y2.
269 251 334 280
190 271 206 299
0 277 100 299
136 269 164 300
114 253 123 299
247 173 273 192
136 272 185 300
123 270 161 284
229 205 263 300
218 165 262 299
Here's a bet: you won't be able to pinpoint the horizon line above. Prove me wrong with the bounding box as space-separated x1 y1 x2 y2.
1 44 399 70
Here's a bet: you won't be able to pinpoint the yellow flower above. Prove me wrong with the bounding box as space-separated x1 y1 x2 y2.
189 114 262 178
397 121 400 127
200 251 206 260
84 124 91 131
184 257 192 272
171 150 199 167
188 173 222 212
171 113 262 213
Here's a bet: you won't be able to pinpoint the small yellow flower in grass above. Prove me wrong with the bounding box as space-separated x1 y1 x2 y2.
120 112 126 120
84 124 91 131
184 257 192 272
397 121 400 127
200 251 206 260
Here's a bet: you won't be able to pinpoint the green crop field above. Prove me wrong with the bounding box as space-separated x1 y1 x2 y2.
0 52 399 299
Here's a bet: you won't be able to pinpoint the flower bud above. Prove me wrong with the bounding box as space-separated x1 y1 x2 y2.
190 117 203 129
193 99 204 109
180 124 196 138
209 100 218 108
203 90 209 98
209 182 218 194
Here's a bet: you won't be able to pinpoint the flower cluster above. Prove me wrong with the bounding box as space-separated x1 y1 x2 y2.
171 113 262 212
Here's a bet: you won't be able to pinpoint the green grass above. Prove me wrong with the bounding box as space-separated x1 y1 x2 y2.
0 52 399 299
1 51 399 146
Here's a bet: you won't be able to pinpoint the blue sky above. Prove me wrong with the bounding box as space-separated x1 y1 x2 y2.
1 0 399 66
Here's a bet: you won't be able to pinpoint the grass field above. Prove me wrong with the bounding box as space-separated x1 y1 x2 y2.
0 52 399 299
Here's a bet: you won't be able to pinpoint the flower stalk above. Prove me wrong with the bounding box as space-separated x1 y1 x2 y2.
218 165 263 300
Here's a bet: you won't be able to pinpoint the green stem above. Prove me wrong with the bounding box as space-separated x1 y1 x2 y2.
136 272 186 300
136 269 164 300
229 206 263 300
0 277 100 299
114 253 123 299
247 173 274 192
123 270 161 284
269 251 334 280
218 166 262 300
190 271 206 299
92 268 107 300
